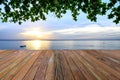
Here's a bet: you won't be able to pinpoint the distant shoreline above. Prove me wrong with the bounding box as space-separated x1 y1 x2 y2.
0 39 120 41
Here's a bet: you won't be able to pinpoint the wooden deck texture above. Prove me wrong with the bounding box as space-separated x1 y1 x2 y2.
0 50 120 80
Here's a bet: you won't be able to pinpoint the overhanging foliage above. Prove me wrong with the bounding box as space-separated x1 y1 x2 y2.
0 0 120 24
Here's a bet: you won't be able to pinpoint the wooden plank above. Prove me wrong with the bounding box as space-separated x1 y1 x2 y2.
63 50 86 80
70 50 97 80
45 50 54 80
0 50 16 58
0 50 24 65
74 50 108 80
85 50 120 72
34 50 52 80
100 50 120 56
0 50 6 53
1 51 34 80
98 50 120 61
58 50 75 80
0 51 26 72
0 50 119 80
22 50 46 80
77 50 120 80
11 51 40 80
0 51 31 78
54 50 64 80
0 50 9 56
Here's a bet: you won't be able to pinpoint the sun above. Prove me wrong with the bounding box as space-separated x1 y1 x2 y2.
21 28 44 38
21 28 52 39
23 30 42 37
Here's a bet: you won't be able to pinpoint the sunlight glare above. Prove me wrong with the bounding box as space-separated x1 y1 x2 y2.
21 27 52 39
21 28 44 38
24 40 50 50
33 40 41 50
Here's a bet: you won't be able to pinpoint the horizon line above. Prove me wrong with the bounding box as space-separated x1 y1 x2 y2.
0 39 120 41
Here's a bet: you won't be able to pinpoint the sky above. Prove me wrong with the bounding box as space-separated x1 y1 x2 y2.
0 10 120 40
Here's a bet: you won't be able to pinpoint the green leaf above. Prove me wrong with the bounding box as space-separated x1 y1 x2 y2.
0 0 119 24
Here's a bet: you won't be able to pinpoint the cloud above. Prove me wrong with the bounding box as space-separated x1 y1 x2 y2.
44 24 120 34
0 10 120 39
1 22 120 39
41 24 120 39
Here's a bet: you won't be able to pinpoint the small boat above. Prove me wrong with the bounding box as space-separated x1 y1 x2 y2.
20 45 26 47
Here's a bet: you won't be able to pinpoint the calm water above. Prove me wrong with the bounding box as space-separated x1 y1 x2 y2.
0 40 120 50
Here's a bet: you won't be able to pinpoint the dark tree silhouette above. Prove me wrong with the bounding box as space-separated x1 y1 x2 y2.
0 0 120 24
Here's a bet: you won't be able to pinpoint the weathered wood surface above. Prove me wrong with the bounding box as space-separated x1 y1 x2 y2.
0 50 120 80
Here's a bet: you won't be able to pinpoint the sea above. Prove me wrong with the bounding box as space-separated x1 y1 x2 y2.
0 40 120 50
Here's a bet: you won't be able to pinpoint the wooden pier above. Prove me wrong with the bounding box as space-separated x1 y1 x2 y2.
0 50 120 80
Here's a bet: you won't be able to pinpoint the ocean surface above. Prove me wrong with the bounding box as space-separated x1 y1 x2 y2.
0 40 120 50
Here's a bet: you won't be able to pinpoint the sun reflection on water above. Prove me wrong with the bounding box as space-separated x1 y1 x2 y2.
24 40 50 50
